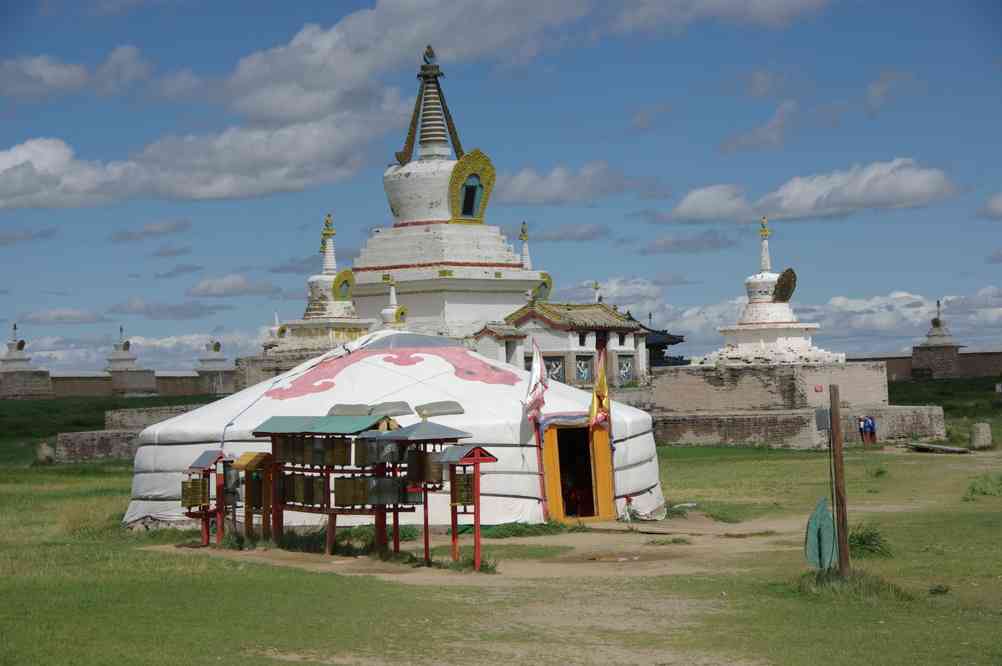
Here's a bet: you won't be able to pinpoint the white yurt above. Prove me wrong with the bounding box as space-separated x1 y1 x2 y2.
124 330 666 526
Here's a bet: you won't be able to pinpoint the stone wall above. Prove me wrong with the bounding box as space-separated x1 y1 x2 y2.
0 370 53 399
798 362 889 408
912 345 961 379
54 429 139 462
110 369 158 396
837 405 945 443
51 375 113 397
105 404 203 430
197 369 236 395
155 374 201 396
958 352 1002 378
235 352 314 391
650 410 822 449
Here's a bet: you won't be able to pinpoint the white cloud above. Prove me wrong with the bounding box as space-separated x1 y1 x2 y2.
29 328 266 372
496 162 668 205
108 297 230 319
672 184 754 221
0 55 88 100
20 308 108 325
721 99 798 152
639 230 737 254
187 274 280 298
664 158 955 223
94 45 152 94
152 68 203 100
152 264 203 279
979 192 1002 219
611 0 829 32
110 219 191 242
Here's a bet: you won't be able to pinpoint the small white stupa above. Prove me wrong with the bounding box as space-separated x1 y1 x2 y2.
694 218 844 366
1 323 35 372
266 214 375 354
196 341 230 371
106 326 140 371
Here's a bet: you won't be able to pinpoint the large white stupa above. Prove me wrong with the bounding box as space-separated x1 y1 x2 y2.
694 218 844 366
351 46 547 337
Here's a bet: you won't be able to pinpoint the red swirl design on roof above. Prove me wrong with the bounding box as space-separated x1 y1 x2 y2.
264 346 519 400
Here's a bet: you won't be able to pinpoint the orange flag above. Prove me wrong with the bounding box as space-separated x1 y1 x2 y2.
589 347 609 428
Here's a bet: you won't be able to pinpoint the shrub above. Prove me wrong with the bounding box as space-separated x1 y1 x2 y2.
221 531 245 551
797 569 913 602
962 474 1002 502
848 523 892 558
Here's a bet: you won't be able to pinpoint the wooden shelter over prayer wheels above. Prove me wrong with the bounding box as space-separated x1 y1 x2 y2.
232 451 273 541
181 449 231 546
439 444 498 571
358 415 472 562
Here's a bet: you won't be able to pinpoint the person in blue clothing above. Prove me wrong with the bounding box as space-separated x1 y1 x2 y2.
864 416 877 446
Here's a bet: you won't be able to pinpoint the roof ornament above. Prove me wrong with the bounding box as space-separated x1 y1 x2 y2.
759 216 772 273
394 45 463 165
321 213 337 275
519 221 532 270
593 281 602 304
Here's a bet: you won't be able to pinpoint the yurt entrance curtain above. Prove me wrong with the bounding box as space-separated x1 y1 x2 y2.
541 424 615 522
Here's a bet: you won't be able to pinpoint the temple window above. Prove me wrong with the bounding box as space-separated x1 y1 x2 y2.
461 174 482 217
578 332 587 347
618 333 626 346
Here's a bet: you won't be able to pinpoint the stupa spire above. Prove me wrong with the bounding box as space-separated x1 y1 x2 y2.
380 279 404 328
394 45 463 164
321 213 337 275
519 221 532 270
759 216 772 273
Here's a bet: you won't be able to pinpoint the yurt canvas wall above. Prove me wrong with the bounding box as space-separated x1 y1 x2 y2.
125 331 665 526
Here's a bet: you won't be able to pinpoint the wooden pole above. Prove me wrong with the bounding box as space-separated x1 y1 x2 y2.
829 384 851 577
244 475 254 541
423 485 431 565
374 463 387 554
261 467 271 542
200 471 210 546
473 461 482 572
392 464 400 554
450 465 459 562
270 463 284 542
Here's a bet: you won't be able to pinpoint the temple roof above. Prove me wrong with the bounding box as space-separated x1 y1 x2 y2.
504 301 643 332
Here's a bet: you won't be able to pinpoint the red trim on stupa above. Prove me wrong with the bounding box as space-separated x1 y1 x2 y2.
354 260 526 272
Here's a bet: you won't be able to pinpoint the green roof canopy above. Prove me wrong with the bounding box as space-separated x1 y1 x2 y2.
252 414 386 436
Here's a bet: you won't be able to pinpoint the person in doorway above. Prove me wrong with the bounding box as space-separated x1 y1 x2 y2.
857 416 866 446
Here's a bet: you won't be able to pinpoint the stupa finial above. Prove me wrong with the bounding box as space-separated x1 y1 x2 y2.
394 45 463 165
593 281 602 303
759 216 772 272
519 221 532 270
321 213 337 275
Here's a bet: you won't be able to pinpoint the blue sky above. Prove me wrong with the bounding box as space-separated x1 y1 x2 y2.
1 0 1000 370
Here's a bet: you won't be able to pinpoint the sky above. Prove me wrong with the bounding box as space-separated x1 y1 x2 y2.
1 0 1001 371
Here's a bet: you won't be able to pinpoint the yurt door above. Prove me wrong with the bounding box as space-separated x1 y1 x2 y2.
542 426 615 522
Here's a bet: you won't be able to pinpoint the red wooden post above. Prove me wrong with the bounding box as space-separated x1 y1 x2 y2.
392 464 400 554
473 461 482 571
270 463 284 542
450 464 459 562
324 470 334 556
422 480 430 564
215 465 225 545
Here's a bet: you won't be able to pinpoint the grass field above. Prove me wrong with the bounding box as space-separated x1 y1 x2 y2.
1 391 1000 664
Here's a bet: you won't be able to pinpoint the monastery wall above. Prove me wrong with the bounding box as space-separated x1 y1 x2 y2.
105 404 203 430
53 429 138 463
0 370 54 399
912 346 961 379
798 362 888 407
650 410 822 449
957 352 1002 378
110 369 157 396
51 375 113 397
155 374 200 396
649 365 805 412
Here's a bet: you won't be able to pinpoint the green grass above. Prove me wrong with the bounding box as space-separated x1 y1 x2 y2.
465 520 589 539
428 543 572 560
848 522 893 558
889 376 1002 447
0 395 219 466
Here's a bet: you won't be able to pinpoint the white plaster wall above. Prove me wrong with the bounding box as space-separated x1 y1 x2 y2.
798 363 889 408
382 159 455 224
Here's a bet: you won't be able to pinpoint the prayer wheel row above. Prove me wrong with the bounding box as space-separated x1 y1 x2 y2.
405 450 444 483
332 477 424 506
272 435 350 467
281 473 327 506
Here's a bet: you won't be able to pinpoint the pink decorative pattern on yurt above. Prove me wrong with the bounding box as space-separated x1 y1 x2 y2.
265 347 519 400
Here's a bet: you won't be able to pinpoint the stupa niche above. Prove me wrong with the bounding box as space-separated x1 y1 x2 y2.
350 46 547 337
694 218 844 366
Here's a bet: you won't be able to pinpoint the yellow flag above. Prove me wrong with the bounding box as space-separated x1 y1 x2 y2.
589 347 609 427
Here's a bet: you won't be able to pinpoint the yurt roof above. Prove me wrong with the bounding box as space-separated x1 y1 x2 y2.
139 330 651 447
